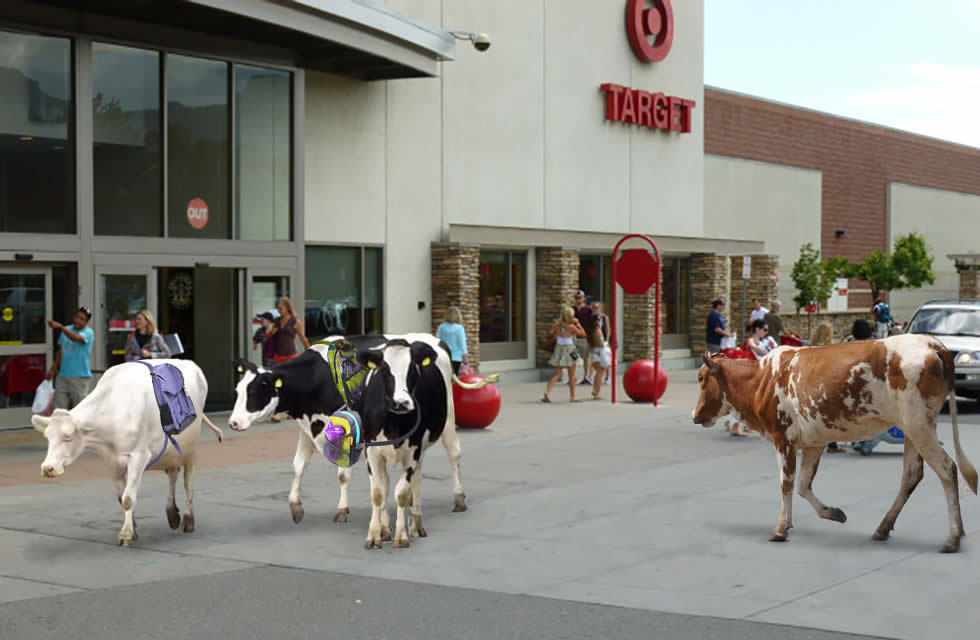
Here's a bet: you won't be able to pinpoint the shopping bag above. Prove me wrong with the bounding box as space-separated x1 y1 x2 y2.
599 344 613 368
32 379 55 416
720 333 737 350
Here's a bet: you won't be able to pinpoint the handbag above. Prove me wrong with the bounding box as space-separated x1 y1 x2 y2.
32 379 55 416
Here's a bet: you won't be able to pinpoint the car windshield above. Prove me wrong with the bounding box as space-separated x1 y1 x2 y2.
907 308 980 337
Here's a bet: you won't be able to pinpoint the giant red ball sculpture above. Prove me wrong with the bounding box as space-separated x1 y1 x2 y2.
623 360 668 403
453 374 502 429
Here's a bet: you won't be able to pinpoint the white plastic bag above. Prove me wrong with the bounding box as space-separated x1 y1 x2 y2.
32 379 55 416
720 333 737 350
599 344 613 368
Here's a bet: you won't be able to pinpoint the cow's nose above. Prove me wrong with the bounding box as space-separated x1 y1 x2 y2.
392 398 414 413
41 465 57 478
229 419 243 431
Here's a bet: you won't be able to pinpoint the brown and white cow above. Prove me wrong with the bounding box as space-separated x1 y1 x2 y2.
692 333 978 553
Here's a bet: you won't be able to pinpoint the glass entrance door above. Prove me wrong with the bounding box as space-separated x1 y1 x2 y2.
96 268 157 371
0 267 52 417
245 270 290 368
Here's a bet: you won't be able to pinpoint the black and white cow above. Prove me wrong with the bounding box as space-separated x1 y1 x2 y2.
229 334 486 546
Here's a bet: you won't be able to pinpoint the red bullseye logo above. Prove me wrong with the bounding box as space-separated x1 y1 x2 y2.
626 0 674 63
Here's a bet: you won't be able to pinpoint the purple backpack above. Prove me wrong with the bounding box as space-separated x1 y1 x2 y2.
137 361 197 437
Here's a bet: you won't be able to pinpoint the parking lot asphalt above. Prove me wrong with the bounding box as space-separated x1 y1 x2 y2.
2 369 979 639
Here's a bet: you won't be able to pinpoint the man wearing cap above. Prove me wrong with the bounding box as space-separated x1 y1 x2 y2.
46 307 96 410
252 311 277 368
573 290 593 384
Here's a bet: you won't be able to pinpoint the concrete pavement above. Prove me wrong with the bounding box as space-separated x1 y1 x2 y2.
2 369 979 639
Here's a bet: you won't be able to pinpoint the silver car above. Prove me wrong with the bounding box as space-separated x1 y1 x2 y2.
906 299 980 402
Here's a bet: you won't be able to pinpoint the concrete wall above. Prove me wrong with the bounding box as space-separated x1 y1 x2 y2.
305 0 706 338
888 182 980 321
703 155 821 306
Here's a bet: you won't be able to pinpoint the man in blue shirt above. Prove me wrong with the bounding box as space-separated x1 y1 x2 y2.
706 298 734 354
46 306 96 410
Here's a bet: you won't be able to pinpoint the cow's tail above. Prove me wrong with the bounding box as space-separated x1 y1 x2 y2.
453 372 501 388
202 414 224 443
948 391 978 494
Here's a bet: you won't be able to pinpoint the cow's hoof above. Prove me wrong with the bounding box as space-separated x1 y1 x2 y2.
871 529 891 541
381 526 392 542
166 505 181 530
768 532 789 542
940 538 961 553
333 508 349 523
824 507 847 524
393 537 410 549
181 514 195 533
118 530 136 546
453 495 467 513
411 526 428 538
289 502 304 524
364 538 383 550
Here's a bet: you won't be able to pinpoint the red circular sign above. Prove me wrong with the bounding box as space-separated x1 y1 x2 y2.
187 197 209 230
626 0 674 63
615 249 660 294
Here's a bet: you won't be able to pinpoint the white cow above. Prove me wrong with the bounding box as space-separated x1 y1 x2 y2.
31 360 223 546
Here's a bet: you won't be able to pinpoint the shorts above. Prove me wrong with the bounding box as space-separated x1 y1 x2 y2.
55 375 92 410
549 344 580 368
707 343 722 355
274 353 298 364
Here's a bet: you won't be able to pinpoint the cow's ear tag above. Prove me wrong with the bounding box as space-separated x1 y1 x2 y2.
274 377 284 389
421 357 432 367
237 365 245 374
367 361 377 369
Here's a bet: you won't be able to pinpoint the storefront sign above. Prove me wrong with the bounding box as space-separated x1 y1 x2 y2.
627 0 674 62
599 83 696 133
187 197 210 230
742 256 752 279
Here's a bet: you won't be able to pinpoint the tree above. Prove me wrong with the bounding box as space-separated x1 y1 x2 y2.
790 243 844 314
847 232 935 300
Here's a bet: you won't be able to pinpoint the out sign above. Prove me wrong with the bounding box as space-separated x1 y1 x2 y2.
187 198 209 230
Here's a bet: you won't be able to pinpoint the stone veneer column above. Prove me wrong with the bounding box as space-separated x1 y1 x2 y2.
729 255 780 338
689 254 731 355
622 280 664 362
431 243 481 371
959 268 979 299
535 248 580 366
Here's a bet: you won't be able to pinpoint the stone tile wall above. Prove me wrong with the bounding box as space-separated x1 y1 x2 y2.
729 255 780 338
689 254 731 354
431 243 481 371
959 270 979 299
535 248 581 367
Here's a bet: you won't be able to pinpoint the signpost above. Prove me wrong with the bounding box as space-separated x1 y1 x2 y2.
741 256 751 341
610 234 662 406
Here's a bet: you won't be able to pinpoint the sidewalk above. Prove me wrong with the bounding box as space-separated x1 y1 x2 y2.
2 369 980 639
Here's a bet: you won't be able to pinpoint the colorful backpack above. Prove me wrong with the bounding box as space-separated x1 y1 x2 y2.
323 409 364 468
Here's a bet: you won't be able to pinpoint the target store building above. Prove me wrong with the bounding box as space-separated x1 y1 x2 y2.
2 0 979 426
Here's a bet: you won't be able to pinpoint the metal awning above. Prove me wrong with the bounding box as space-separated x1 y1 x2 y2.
12 0 456 79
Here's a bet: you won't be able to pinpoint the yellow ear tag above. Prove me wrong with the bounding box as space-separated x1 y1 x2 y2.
274 378 283 389
237 365 245 374
421 357 432 367
368 361 377 369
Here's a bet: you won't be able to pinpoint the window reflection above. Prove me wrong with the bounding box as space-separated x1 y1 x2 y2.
305 246 384 340
0 29 74 234
167 54 229 239
93 43 161 236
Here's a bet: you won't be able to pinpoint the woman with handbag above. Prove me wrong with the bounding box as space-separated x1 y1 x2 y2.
542 306 586 403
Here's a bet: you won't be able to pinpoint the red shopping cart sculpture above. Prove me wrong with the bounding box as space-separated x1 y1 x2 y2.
611 234 663 406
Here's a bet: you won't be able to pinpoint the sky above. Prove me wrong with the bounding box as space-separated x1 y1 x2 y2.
704 0 980 149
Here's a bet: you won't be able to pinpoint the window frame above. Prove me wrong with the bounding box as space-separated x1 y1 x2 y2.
479 249 528 361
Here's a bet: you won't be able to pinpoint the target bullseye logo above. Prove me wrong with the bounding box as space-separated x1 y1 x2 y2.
626 0 674 63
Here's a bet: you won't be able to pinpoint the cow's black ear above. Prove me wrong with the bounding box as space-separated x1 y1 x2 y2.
357 349 383 370
233 358 256 375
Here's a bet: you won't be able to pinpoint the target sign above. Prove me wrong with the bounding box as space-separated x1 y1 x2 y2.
626 0 674 63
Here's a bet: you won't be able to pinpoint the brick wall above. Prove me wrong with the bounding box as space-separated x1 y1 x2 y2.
689 254 731 354
535 248 580 366
781 311 871 343
705 88 980 309
959 270 979 299
431 243 481 371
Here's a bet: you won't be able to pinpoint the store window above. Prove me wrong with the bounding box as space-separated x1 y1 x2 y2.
579 255 613 305
479 251 526 360
305 246 383 340
236 65 290 241
93 43 161 236
167 54 229 239
0 29 74 234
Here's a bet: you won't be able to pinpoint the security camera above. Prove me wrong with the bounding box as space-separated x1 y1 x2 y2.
473 33 491 52
449 30 492 53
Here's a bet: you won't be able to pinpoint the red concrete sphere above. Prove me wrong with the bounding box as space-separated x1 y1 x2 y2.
453 374 502 429
623 360 668 403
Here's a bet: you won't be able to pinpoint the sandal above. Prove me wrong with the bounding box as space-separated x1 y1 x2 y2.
541 394 551 403
570 398 583 403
